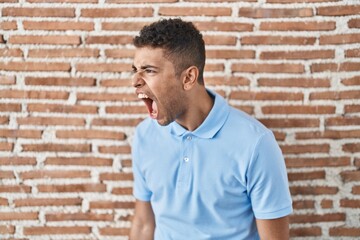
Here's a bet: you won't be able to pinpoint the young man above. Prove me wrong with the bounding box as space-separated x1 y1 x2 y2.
130 18 292 239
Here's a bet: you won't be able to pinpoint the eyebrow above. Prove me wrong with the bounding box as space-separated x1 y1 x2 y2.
132 64 160 70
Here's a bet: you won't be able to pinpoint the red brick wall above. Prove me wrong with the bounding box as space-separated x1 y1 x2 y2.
0 0 359 239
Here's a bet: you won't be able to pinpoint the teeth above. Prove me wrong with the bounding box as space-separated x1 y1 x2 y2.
138 93 149 99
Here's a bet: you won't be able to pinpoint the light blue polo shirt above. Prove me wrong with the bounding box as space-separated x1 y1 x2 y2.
132 90 292 239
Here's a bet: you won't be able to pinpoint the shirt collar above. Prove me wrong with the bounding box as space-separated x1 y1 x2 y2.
169 89 230 139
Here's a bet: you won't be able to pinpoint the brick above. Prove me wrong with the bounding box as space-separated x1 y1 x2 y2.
0 48 23 57
85 35 132 45
320 34 360 44
100 172 133 181
76 63 129 73
0 197 8 205
345 105 360 113
24 226 91 235
28 0 97 2
105 49 134 59
25 77 95 86
310 90 360 100
90 201 134 209
0 157 36 165
342 76 360 85
17 117 85 126
0 62 71 72
288 170 325 181
8 35 80 45
20 170 91 179
0 142 13 151
107 0 176 2
22 144 91 152
100 78 132 87
0 225 14 234
23 21 94 31
0 171 15 179
259 118 319 128
293 200 315 209
290 186 338 195
0 90 68 100
102 22 149 31
77 92 137 101
311 62 360 72
81 8 153 18
290 227 322 237
230 91 303 101
0 116 9 124
160 7 231 16
258 78 330 88
28 104 98 114
99 227 129 236
0 21 17 30
296 130 360 139
260 50 334 60
346 49 360 58
291 213 345 223
28 48 99 58
0 103 21 112
317 5 360 16
341 171 360 182
0 185 31 193
286 157 350 168
321 199 333 209
186 0 255 1
232 63 304 73
353 186 360 194
106 106 147 114
38 184 106 193
46 212 113 221
268 0 339 2
205 76 250 86
2 7 75 17
340 199 360 208
281 144 330 154
194 21 253 32
0 129 42 139
206 50 255 59
112 187 132 195
0 75 16 85
272 131 286 141
326 117 360 126
232 105 255 115
45 157 112 166
203 35 237 46
92 118 143 127
348 18 360 28
241 36 316 45
0 212 38 221
121 159 132 168
239 7 313 18
98 145 131 154
329 227 360 236
56 130 126 140
342 143 360 153
260 21 335 31
205 63 224 72
14 198 82 207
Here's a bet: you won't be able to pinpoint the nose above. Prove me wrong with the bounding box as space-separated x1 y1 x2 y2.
132 72 145 88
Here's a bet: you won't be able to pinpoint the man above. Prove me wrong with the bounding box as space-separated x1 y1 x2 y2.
129 18 292 239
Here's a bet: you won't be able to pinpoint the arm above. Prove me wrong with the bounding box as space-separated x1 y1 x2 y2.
129 200 155 240
256 216 290 240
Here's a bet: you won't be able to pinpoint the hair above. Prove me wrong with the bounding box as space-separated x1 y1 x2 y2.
133 18 206 85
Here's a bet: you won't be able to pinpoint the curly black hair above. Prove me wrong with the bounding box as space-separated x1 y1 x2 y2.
133 18 206 85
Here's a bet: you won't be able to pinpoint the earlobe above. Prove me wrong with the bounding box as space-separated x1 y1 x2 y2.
183 66 199 90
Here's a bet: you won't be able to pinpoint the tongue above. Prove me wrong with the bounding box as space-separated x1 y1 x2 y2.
150 100 158 119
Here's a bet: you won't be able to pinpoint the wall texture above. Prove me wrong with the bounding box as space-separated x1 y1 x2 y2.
0 0 359 239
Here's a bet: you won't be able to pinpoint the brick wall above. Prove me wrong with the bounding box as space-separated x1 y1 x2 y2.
0 0 359 239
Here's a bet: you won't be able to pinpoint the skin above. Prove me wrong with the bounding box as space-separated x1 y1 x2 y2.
129 46 290 240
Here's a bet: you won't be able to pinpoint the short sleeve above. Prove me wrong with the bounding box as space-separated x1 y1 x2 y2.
247 131 293 219
132 128 152 201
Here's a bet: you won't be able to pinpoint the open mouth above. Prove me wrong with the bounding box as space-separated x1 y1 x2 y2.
138 93 158 119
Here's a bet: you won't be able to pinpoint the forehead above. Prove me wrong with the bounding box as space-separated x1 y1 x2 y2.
133 47 170 68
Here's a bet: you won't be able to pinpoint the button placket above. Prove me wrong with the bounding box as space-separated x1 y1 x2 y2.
177 134 193 189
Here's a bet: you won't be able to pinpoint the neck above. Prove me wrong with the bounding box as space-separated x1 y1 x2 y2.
176 87 214 132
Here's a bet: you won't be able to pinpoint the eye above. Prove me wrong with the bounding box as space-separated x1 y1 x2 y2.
145 69 156 73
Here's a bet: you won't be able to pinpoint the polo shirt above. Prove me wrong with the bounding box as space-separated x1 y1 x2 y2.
132 89 293 239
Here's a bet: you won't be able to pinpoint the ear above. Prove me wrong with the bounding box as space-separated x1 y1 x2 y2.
182 66 199 91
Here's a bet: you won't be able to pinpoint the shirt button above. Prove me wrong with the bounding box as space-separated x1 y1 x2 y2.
186 136 192 141
184 157 189 162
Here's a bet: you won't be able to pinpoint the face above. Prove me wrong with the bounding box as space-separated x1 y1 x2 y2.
132 47 188 126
